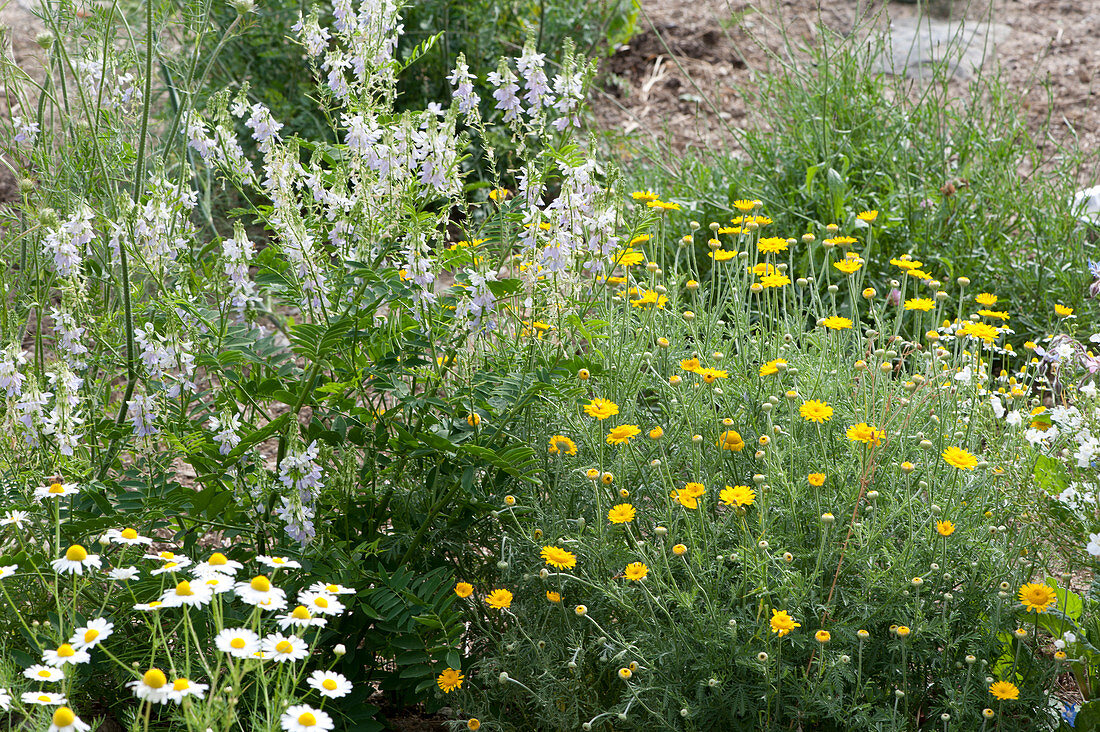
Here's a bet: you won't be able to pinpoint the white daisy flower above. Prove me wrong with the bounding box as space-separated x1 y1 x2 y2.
297 591 345 616
306 669 353 699
281 704 334 732
150 557 193 576
103 528 153 545
24 665 66 682
0 509 29 527
49 706 91 732
165 678 208 704
0 688 11 711
34 482 80 499
70 618 114 650
196 572 235 594
159 579 215 608
257 555 302 570
127 668 172 704
144 550 188 562
277 605 327 630
0 565 17 579
42 644 91 668
133 601 166 612
21 691 67 705
308 581 356 596
107 566 140 581
235 575 287 609
261 633 310 663
214 628 261 658
192 552 244 576
50 545 102 576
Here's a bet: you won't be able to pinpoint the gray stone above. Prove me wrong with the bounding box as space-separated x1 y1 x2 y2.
872 16 1011 80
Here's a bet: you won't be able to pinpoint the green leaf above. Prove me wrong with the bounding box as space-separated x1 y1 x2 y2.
1034 454 1070 495
1075 699 1100 731
1047 577 1085 621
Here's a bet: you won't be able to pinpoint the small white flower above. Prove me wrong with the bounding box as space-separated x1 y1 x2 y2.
160 579 215 608
103 528 153 545
298 591 345 616
261 633 310 663
69 618 114 650
214 628 260 659
257 555 302 570
133 601 166 612
307 669 353 698
128 669 172 704
0 510 29 528
1006 410 1023 427
281 704 334 732
1065 631 1078 643
1054 639 1066 649
150 558 193 575
51 545 101 576
42 644 91 668
108 566 139 581
165 678 208 704
34 482 80 499
308 581 356 596
1088 533 1100 557
192 552 243 576
144 550 189 562
22 691 67 705
196 572 235 594
277 605 327 630
0 565 17 579
24 665 66 682
0 687 11 711
49 706 91 732
235 575 287 610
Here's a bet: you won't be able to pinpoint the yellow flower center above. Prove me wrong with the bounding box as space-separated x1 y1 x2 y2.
175 581 194 596
143 668 167 689
53 708 76 727
230 637 247 649
48 483 64 494
292 606 311 620
37 695 51 702
84 629 99 643
322 679 338 691
275 640 293 653
209 552 228 565
65 545 88 562
297 713 317 727
326 584 339 593
250 575 271 592
159 552 175 560
38 669 51 677
172 679 190 691
57 644 75 658
121 528 138 540
315 597 329 608
272 557 286 564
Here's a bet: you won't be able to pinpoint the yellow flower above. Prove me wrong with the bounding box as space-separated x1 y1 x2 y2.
958 322 1000 343
680 357 702 373
799 400 832 423
750 263 775 277
904 298 935 311
974 292 998 305
807 473 825 487
846 423 884 446
717 430 744 451
759 358 787 376
583 398 619 420
1018 582 1057 613
989 680 1019 700
672 544 687 556
630 289 669 309
896 625 911 638
978 309 1010 321
649 426 664 439
608 504 636 524
942 446 977 470
615 248 646 267
454 582 474 598
833 259 862 274
815 630 831 643
733 199 760 212
857 210 878 222
906 269 932 280
624 562 648 581
890 257 924 270
606 424 641 445
466 413 481 426
699 367 728 383
709 249 737 261
647 200 681 211
546 591 561 603
484 589 513 610
770 609 800 637
760 274 791 288
436 668 464 693
822 316 853 330
489 187 509 201
540 546 577 570
548 435 577 456
758 237 788 254
719 485 755 507
672 482 706 509
1055 304 1074 317
936 520 955 537
467 718 482 731
631 190 659 202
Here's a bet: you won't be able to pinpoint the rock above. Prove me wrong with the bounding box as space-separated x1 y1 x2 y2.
871 16 1011 80
1073 185 1100 226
